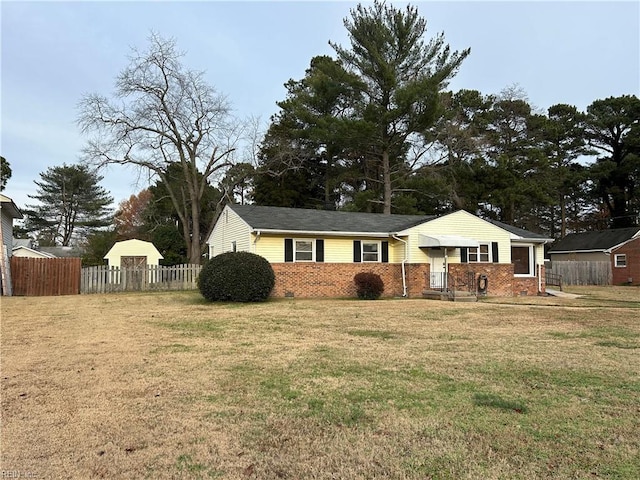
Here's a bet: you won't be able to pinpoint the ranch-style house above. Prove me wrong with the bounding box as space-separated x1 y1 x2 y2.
207 205 552 299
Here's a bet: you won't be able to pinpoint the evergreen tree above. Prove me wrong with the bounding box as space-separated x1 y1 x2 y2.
23 164 113 246
0 156 11 191
81 229 117 266
537 104 592 237
424 89 494 213
254 56 361 210
584 95 640 228
144 163 221 264
330 0 470 213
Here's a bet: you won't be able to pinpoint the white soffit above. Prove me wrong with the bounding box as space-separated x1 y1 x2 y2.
418 234 480 248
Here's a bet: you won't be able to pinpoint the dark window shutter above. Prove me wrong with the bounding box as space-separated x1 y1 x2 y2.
353 240 362 263
284 238 293 262
492 242 499 263
461 248 468 263
316 239 324 262
381 241 389 263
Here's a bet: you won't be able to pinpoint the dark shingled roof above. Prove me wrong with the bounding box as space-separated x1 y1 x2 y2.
486 219 551 240
229 204 434 233
39 246 85 258
548 228 640 253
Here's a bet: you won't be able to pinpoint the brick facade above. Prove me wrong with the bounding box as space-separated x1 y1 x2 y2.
271 263 429 298
270 262 544 298
449 263 544 297
612 238 640 285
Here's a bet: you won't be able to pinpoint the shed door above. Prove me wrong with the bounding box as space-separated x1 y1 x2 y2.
121 256 147 269
121 256 147 290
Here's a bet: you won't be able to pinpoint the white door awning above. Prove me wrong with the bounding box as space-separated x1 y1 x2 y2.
418 234 480 248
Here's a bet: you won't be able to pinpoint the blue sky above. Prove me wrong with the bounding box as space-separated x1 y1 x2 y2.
2 1 639 212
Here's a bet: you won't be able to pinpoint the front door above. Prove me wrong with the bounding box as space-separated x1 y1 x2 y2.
430 249 447 290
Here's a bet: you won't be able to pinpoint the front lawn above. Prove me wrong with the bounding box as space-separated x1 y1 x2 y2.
2 289 639 479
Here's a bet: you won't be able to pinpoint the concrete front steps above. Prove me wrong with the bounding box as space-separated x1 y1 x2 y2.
422 290 478 302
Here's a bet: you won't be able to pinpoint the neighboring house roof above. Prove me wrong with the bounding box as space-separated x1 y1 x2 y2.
228 204 435 235
13 238 33 248
548 228 640 254
12 245 57 258
0 193 23 219
39 246 85 258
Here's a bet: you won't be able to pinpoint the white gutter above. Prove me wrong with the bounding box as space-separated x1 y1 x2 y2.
392 235 408 297
513 238 553 244
250 228 390 238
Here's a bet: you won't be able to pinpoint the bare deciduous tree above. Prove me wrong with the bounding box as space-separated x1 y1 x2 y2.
78 33 241 263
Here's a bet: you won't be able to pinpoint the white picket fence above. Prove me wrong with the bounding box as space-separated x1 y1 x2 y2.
81 264 202 294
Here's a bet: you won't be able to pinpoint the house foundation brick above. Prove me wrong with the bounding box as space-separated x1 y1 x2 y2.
271 263 430 298
449 263 544 297
271 262 543 299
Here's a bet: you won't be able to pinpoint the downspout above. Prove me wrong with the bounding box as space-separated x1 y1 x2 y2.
253 230 261 253
392 235 408 297
444 248 449 292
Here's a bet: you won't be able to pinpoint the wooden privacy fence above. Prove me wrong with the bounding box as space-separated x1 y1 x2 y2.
81 264 202 294
11 257 82 296
549 261 612 286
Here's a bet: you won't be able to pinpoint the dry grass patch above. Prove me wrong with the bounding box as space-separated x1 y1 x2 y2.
2 289 639 479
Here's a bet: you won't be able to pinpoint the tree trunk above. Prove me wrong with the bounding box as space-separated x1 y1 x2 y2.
560 195 567 238
189 193 202 265
382 150 392 215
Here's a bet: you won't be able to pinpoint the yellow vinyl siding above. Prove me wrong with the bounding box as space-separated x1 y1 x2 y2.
389 237 406 263
399 210 512 264
535 244 545 265
208 206 252 258
253 235 285 262
255 235 396 263
325 237 356 263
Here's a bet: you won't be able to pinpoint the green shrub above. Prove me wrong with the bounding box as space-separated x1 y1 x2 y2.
198 251 275 302
354 272 384 300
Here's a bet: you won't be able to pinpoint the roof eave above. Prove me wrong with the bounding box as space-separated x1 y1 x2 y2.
549 249 608 255
512 237 554 244
253 228 391 238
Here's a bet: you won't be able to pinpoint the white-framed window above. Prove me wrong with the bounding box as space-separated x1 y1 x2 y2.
512 245 534 276
362 241 379 262
615 254 627 268
294 239 314 262
468 243 490 262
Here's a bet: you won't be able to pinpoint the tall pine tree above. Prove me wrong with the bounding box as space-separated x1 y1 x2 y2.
24 164 113 246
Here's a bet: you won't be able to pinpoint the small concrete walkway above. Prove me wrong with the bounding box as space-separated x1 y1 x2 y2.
546 288 582 299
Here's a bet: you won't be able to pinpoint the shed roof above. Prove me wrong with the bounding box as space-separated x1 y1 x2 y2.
228 204 434 234
548 228 640 253
12 246 56 258
13 238 33 248
104 239 163 259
